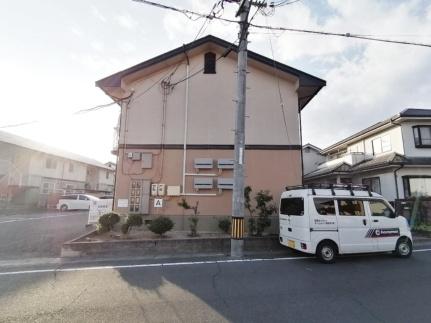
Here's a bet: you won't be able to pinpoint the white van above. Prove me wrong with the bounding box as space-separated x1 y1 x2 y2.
279 185 412 263
57 194 99 211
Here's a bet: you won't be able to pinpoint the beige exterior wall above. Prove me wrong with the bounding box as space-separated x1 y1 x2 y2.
112 46 303 215
119 46 300 146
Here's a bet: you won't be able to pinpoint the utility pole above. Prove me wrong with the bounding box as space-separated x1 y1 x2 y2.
231 0 251 257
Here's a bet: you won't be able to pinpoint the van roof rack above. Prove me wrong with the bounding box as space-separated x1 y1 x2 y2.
285 184 373 196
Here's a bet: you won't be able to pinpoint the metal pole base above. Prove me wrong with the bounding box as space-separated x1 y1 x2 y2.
231 239 244 258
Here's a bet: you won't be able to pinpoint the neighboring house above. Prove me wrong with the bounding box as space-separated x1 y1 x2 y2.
96 35 325 216
302 143 325 175
304 109 431 202
0 130 115 208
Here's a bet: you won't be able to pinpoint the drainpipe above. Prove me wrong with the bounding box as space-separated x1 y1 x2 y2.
394 164 404 199
182 63 189 194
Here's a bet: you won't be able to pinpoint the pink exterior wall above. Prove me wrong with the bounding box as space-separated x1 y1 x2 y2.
114 148 301 215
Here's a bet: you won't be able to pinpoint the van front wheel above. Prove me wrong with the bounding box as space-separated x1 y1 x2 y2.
317 241 337 264
395 238 412 258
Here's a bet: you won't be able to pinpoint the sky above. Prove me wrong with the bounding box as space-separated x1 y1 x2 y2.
1 0 431 163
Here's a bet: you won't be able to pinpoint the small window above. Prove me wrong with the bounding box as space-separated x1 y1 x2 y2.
362 177 381 194
46 158 57 169
337 199 365 216
280 198 304 216
41 182 53 194
314 198 336 215
106 171 109 179
69 163 74 172
372 138 382 155
204 52 216 74
413 126 431 148
369 200 394 218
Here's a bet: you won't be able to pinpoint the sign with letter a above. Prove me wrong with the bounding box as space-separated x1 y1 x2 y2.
154 198 163 208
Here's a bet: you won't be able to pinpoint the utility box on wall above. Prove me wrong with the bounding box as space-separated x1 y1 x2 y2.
194 177 213 190
194 158 213 169
217 159 234 169
167 185 181 196
141 153 152 169
217 178 234 190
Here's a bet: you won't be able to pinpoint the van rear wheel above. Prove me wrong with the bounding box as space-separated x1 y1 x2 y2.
317 241 337 264
60 204 68 212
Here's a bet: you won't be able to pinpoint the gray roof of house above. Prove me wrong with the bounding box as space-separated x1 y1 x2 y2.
350 153 406 172
96 35 326 111
0 130 112 170
304 162 351 179
322 108 431 154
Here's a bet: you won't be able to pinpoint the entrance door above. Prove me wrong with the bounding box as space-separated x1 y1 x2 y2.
367 200 400 252
337 199 376 253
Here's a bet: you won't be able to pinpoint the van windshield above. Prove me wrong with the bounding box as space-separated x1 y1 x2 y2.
280 198 304 216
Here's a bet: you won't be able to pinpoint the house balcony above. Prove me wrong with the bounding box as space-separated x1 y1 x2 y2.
318 152 367 169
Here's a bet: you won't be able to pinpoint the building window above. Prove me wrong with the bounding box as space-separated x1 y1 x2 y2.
41 182 54 194
204 52 216 74
362 177 381 194
372 135 391 155
69 163 74 172
46 158 57 169
403 176 431 197
129 180 142 213
106 171 109 179
413 126 431 148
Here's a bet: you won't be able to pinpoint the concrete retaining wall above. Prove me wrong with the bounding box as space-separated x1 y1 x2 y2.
61 234 285 258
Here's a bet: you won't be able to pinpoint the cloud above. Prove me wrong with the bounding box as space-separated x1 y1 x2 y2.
301 0 431 148
115 14 138 30
91 5 107 23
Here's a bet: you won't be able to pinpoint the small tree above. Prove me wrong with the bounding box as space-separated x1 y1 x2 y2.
148 216 174 237
245 186 257 236
178 198 200 237
121 214 144 234
254 190 276 236
97 212 120 233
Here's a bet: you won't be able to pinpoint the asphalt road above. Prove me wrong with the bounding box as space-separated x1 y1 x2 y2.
1 245 431 323
0 211 90 259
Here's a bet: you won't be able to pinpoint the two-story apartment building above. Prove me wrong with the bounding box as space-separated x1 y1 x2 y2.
96 35 325 216
304 109 431 202
0 130 115 208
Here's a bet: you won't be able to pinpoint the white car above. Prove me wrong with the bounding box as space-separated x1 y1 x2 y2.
279 184 413 263
57 194 99 211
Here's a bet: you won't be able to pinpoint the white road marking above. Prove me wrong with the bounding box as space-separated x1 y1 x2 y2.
0 213 84 224
0 256 310 276
0 248 430 277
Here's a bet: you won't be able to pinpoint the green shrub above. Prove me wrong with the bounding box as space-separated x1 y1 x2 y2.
218 218 231 234
97 212 120 233
121 223 130 234
127 214 143 227
148 216 174 236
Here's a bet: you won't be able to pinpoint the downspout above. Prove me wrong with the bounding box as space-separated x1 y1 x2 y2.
394 164 404 199
298 104 304 185
182 59 190 194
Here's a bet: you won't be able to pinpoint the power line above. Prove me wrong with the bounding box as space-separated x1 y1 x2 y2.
132 0 431 48
0 99 126 129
